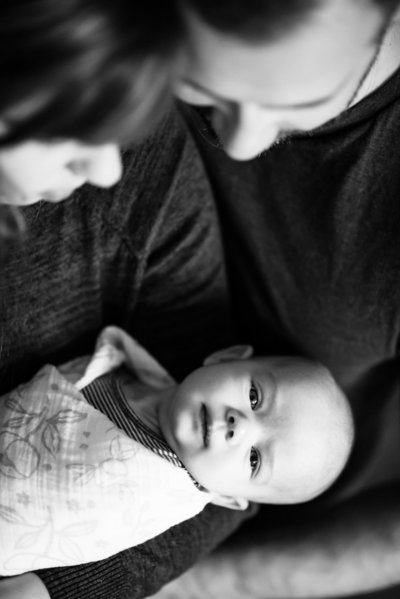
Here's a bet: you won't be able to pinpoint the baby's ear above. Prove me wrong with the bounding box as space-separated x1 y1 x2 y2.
208 492 249 511
203 345 253 366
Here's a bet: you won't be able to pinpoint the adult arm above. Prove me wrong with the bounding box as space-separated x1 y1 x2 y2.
153 483 400 598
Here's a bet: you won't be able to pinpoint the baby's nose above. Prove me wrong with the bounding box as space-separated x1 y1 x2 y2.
225 409 247 443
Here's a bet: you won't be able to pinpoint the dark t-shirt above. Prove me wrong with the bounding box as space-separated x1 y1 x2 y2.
185 66 400 501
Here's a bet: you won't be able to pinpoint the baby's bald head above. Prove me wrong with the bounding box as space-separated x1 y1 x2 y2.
251 357 354 505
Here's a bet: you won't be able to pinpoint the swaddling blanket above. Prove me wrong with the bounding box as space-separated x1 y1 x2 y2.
0 327 209 575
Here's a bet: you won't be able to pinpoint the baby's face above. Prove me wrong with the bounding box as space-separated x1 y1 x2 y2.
159 357 348 504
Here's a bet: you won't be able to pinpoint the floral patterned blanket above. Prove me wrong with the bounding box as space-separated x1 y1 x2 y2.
0 327 209 575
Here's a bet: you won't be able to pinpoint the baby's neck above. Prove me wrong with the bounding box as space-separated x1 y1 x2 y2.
119 372 176 435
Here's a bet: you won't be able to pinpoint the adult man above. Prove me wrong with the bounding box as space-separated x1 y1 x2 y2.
154 0 400 597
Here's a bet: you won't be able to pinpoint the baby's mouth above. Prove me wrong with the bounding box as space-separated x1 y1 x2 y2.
201 404 210 447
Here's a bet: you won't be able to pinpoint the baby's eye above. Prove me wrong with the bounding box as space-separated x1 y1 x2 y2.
249 381 259 410
250 447 260 475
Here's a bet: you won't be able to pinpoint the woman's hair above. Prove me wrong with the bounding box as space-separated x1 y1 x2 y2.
0 0 184 146
184 0 400 43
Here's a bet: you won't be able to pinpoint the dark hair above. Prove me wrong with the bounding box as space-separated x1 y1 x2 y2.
0 0 184 146
184 0 399 43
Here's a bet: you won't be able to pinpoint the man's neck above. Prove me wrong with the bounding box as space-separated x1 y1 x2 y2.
350 4 400 106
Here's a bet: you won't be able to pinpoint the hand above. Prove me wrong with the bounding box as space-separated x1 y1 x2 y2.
0 574 50 599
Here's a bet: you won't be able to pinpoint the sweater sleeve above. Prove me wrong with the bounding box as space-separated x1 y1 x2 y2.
33 109 257 598
101 108 237 378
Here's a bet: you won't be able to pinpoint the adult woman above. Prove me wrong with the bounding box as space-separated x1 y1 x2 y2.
0 0 182 213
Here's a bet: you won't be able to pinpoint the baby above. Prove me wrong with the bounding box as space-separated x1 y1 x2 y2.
0 327 353 574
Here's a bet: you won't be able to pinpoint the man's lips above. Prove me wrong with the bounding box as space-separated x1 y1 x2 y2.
201 404 210 447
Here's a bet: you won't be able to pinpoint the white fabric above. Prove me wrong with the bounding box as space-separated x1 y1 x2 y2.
0 327 209 575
